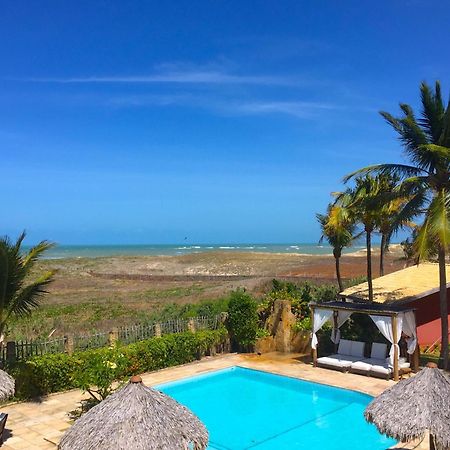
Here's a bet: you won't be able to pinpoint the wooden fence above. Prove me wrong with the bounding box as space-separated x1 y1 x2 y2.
1 314 225 365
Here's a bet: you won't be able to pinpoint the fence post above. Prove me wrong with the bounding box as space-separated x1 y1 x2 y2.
155 323 162 338
6 341 16 365
188 318 196 333
109 327 119 346
219 312 228 324
64 334 74 355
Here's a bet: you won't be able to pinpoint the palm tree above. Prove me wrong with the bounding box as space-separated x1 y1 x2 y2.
337 175 387 302
317 203 357 292
0 232 55 338
374 174 422 276
344 81 450 369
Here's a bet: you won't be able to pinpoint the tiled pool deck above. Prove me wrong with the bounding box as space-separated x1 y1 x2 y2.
1 352 426 449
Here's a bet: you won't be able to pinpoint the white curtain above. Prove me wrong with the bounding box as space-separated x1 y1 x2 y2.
330 310 353 344
370 314 403 365
311 309 333 350
401 311 417 355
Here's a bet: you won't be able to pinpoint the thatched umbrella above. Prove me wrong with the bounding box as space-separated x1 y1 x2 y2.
0 369 15 401
365 362 450 450
59 375 208 450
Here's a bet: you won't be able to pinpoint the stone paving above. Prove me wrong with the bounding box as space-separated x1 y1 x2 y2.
0 352 427 449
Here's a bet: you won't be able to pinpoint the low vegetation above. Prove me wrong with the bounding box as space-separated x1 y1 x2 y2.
10 328 228 400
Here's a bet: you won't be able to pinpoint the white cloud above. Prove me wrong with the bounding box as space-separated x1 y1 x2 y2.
232 100 339 118
20 70 297 86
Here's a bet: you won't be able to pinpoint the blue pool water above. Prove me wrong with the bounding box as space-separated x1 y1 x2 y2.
157 367 395 450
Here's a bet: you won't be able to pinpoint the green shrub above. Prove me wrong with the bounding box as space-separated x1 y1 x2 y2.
72 346 129 402
292 317 312 332
11 352 78 398
226 289 258 351
11 328 228 399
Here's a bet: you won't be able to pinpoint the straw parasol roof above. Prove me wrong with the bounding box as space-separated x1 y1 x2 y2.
365 363 450 450
59 375 208 450
0 369 15 401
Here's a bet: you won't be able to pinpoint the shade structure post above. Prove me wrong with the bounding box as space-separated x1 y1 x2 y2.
311 305 317 367
333 310 339 353
430 434 436 450
412 344 420 372
412 310 419 372
392 314 399 381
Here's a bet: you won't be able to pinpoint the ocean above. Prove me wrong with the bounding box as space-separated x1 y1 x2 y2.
33 243 366 259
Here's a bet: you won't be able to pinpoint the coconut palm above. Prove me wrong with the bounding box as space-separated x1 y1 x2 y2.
336 175 387 302
317 203 357 292
374 174 423 276
0 232 55 338
344 81 450 369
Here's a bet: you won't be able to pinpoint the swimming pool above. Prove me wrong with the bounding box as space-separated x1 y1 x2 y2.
157 366 395 450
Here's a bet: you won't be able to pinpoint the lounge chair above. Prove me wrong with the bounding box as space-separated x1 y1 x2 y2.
350 342 410 380
370 357 410 380
0 413 8 445
350 342 388 376
316 339 365 372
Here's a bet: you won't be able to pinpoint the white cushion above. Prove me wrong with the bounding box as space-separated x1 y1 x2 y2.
317 356 348 368
350 341 365 358
370 364 391 375
371 343 387 360
371 361 410 375
350 360 372 371
337 339 352 356
317 355 354 368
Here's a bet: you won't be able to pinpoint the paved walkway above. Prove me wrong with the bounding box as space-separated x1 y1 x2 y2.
1 352 426 449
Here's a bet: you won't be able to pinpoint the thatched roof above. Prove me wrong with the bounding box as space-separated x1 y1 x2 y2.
365 363 450 450
0 369 15 401
340 263 450 304
59 375 208 450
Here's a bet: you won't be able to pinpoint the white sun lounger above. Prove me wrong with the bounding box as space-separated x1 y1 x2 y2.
350 342 410 379
350 343 388 374
370 358 410 380
317 339 365 372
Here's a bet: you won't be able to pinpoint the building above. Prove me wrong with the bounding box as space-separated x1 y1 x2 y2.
339 263 450 347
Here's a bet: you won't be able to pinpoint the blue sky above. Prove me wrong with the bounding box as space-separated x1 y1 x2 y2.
1 0 449 244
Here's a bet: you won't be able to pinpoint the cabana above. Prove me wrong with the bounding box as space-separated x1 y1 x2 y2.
365 362 450 450
310 301 419 381
58 375 208 450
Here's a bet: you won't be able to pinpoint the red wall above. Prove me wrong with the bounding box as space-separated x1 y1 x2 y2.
412 290 450 346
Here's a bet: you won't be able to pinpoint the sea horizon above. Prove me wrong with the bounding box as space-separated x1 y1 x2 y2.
26 242 376 259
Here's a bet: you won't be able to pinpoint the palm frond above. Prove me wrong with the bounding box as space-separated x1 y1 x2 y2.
441 100 450 147
0 232 55 336
427 192 450 250
419 81 445 143
7 271 54 318
22 240 55 271
415 216 434 260
343 164 426 183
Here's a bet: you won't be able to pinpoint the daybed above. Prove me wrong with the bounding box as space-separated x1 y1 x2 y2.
316 339 365 372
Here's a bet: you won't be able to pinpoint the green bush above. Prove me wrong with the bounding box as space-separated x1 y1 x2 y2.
11 328 228 399
72 346 129 402
226 289 258 351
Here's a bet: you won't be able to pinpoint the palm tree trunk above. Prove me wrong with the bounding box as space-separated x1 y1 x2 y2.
438 245 449 370
335 256 344 292
366 230 374 302
380 234 386 277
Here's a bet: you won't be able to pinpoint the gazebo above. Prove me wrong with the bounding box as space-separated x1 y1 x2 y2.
59 375 208 450
365 362 450 450
310 301 419 381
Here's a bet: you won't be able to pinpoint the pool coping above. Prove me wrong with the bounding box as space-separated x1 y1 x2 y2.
1 352 425 449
